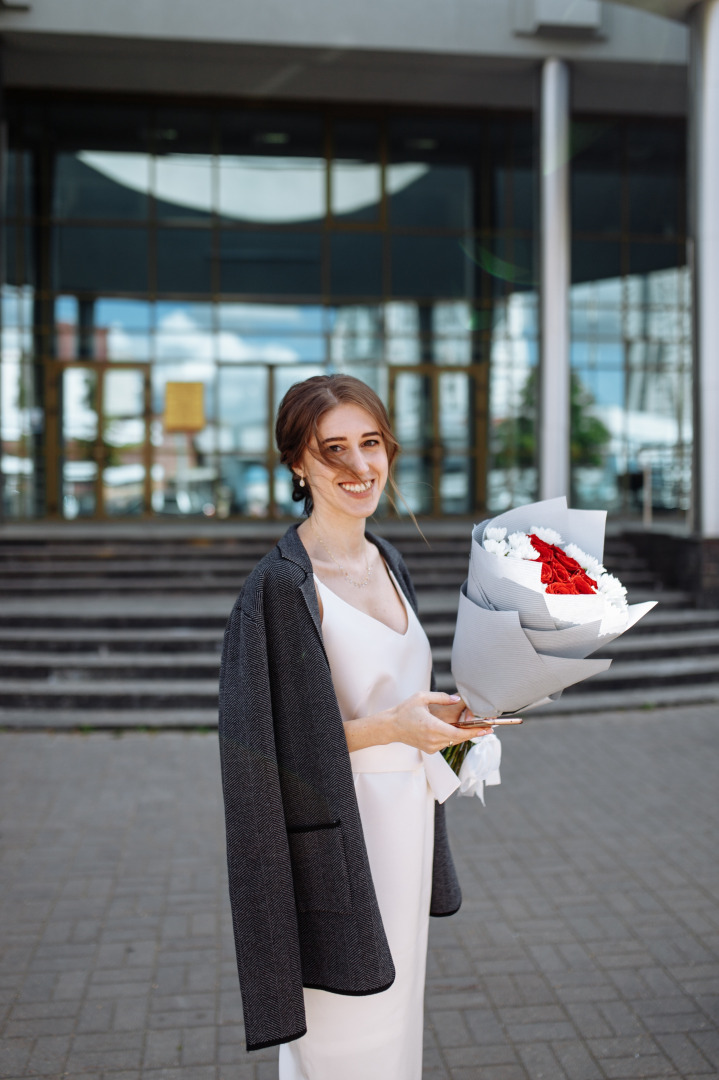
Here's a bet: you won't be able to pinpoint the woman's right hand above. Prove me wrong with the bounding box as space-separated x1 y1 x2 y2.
388 691 493 754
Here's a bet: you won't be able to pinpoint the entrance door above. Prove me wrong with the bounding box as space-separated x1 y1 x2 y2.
387 364 488 516
53 362 152 519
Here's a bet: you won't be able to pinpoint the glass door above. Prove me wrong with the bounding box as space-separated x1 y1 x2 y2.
55 362 151 518
387 364 488 516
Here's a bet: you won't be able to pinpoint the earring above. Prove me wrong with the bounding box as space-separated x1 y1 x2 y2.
299 477 305 488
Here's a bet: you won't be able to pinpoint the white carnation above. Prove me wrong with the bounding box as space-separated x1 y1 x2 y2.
484 527 507 542
563 543 606 580
530 525 563 546
597 572 628 610
483 537 509 556
506 531 540 561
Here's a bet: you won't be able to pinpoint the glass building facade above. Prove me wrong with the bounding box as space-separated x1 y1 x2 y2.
0 95 689 521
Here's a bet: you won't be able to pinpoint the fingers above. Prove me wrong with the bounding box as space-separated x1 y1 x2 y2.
426 717 478 748
421 691 464 706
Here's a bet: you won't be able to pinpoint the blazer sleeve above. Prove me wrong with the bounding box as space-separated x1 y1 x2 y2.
218 593 307 1052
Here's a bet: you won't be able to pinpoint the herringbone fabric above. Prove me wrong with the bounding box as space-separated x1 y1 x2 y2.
218 523 462 1052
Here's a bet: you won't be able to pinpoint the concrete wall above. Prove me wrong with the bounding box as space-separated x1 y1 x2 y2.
0 0 689 61
0 1 689 114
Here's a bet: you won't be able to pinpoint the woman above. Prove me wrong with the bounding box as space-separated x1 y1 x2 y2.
218 374 491 1079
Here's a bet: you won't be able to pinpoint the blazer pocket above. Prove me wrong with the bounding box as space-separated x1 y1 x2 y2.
287 821 353 915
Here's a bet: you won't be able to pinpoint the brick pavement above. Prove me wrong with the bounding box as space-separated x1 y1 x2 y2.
0 706 718 1080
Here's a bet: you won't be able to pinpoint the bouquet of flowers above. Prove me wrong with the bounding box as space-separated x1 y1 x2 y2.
440 496 656 803
450 496 657 721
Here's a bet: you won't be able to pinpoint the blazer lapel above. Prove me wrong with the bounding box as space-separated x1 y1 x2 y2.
277 524 326 653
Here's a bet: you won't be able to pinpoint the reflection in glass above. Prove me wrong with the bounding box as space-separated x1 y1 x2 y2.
62 367 98 519
570 263 691 517
219 156 325 224
155 155 214 222
441 457 471 514
217 302 324 334
218 366 268 454
1 321 36 517
394 457 432 515
150 364 215 516
627 124 683 236
629 242 680 278
95 299 153 362
330 233 383 297
388 165 472 229
220 231 322 295
219 112 324 225
391 236 471 298
439 373 470 449
103 369 147 516
5 224 36 288
6 150 33 218
385 302 420 365
273 365 326 414
572 241 621 288
53 226 149 293
388 115 479 230
329 306 383 369
570 123 622 235
488 292 538 511
331 121 381 224
394 372 427 452
54 152 150 220
155 302 214 365
156 228 214 294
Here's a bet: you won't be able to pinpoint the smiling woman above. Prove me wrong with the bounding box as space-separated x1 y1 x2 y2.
218 373 491 1079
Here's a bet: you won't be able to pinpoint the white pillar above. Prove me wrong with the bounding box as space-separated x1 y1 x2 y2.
690 0 719 538
539 58 571 501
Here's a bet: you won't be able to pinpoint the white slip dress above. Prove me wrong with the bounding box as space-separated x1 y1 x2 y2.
278 568 459 1080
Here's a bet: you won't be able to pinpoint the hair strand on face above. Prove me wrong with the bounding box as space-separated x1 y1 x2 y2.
275 374 427 542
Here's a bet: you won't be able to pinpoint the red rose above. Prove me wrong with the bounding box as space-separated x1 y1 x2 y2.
528 533 597 596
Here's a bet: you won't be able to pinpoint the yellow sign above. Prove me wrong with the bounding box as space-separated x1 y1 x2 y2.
164 382 205 432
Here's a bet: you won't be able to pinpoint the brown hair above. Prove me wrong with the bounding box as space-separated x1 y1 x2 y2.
275 374 400 516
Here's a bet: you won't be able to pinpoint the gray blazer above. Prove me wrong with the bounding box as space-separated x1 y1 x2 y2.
218 523 461 1052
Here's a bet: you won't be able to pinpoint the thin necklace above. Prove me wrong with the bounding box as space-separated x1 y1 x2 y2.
310 516 373 589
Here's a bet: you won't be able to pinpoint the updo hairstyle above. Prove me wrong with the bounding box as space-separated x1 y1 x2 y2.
275 374 400 516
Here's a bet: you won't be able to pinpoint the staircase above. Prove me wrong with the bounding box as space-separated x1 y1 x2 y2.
0 524 715 729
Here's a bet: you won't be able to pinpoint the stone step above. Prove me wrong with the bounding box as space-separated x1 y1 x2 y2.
0 680 219 708
2 649 718 708
570 653 719 691
0 628 227 652
0 708 220 729
1 682 717 729
0 652 222 679
433 673 719 711
1 618 717 664
0 565 475 591
438 654 719 695
430 627 719 668
0 588 692 630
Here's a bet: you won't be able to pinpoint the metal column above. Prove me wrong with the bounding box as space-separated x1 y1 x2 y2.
539 57 571 501
690 0 719 537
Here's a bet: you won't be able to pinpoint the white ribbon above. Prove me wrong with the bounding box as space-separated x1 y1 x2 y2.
457 733 502 805
421 750 461 803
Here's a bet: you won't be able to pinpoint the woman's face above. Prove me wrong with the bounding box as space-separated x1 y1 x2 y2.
298 402 389 522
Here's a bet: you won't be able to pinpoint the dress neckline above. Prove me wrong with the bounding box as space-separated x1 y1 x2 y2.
314 567 411 639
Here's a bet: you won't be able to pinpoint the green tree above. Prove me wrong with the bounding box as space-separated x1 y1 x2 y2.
492 369 610 470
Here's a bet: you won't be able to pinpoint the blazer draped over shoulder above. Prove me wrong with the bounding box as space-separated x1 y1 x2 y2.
218 523 462 1052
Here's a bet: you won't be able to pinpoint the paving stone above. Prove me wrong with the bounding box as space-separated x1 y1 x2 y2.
551 1039 604 1080
654 1032 715 1074
1 707 719 1079
517 1041 566 1078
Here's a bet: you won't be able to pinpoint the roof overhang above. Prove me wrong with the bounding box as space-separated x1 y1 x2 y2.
612 0 697 22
